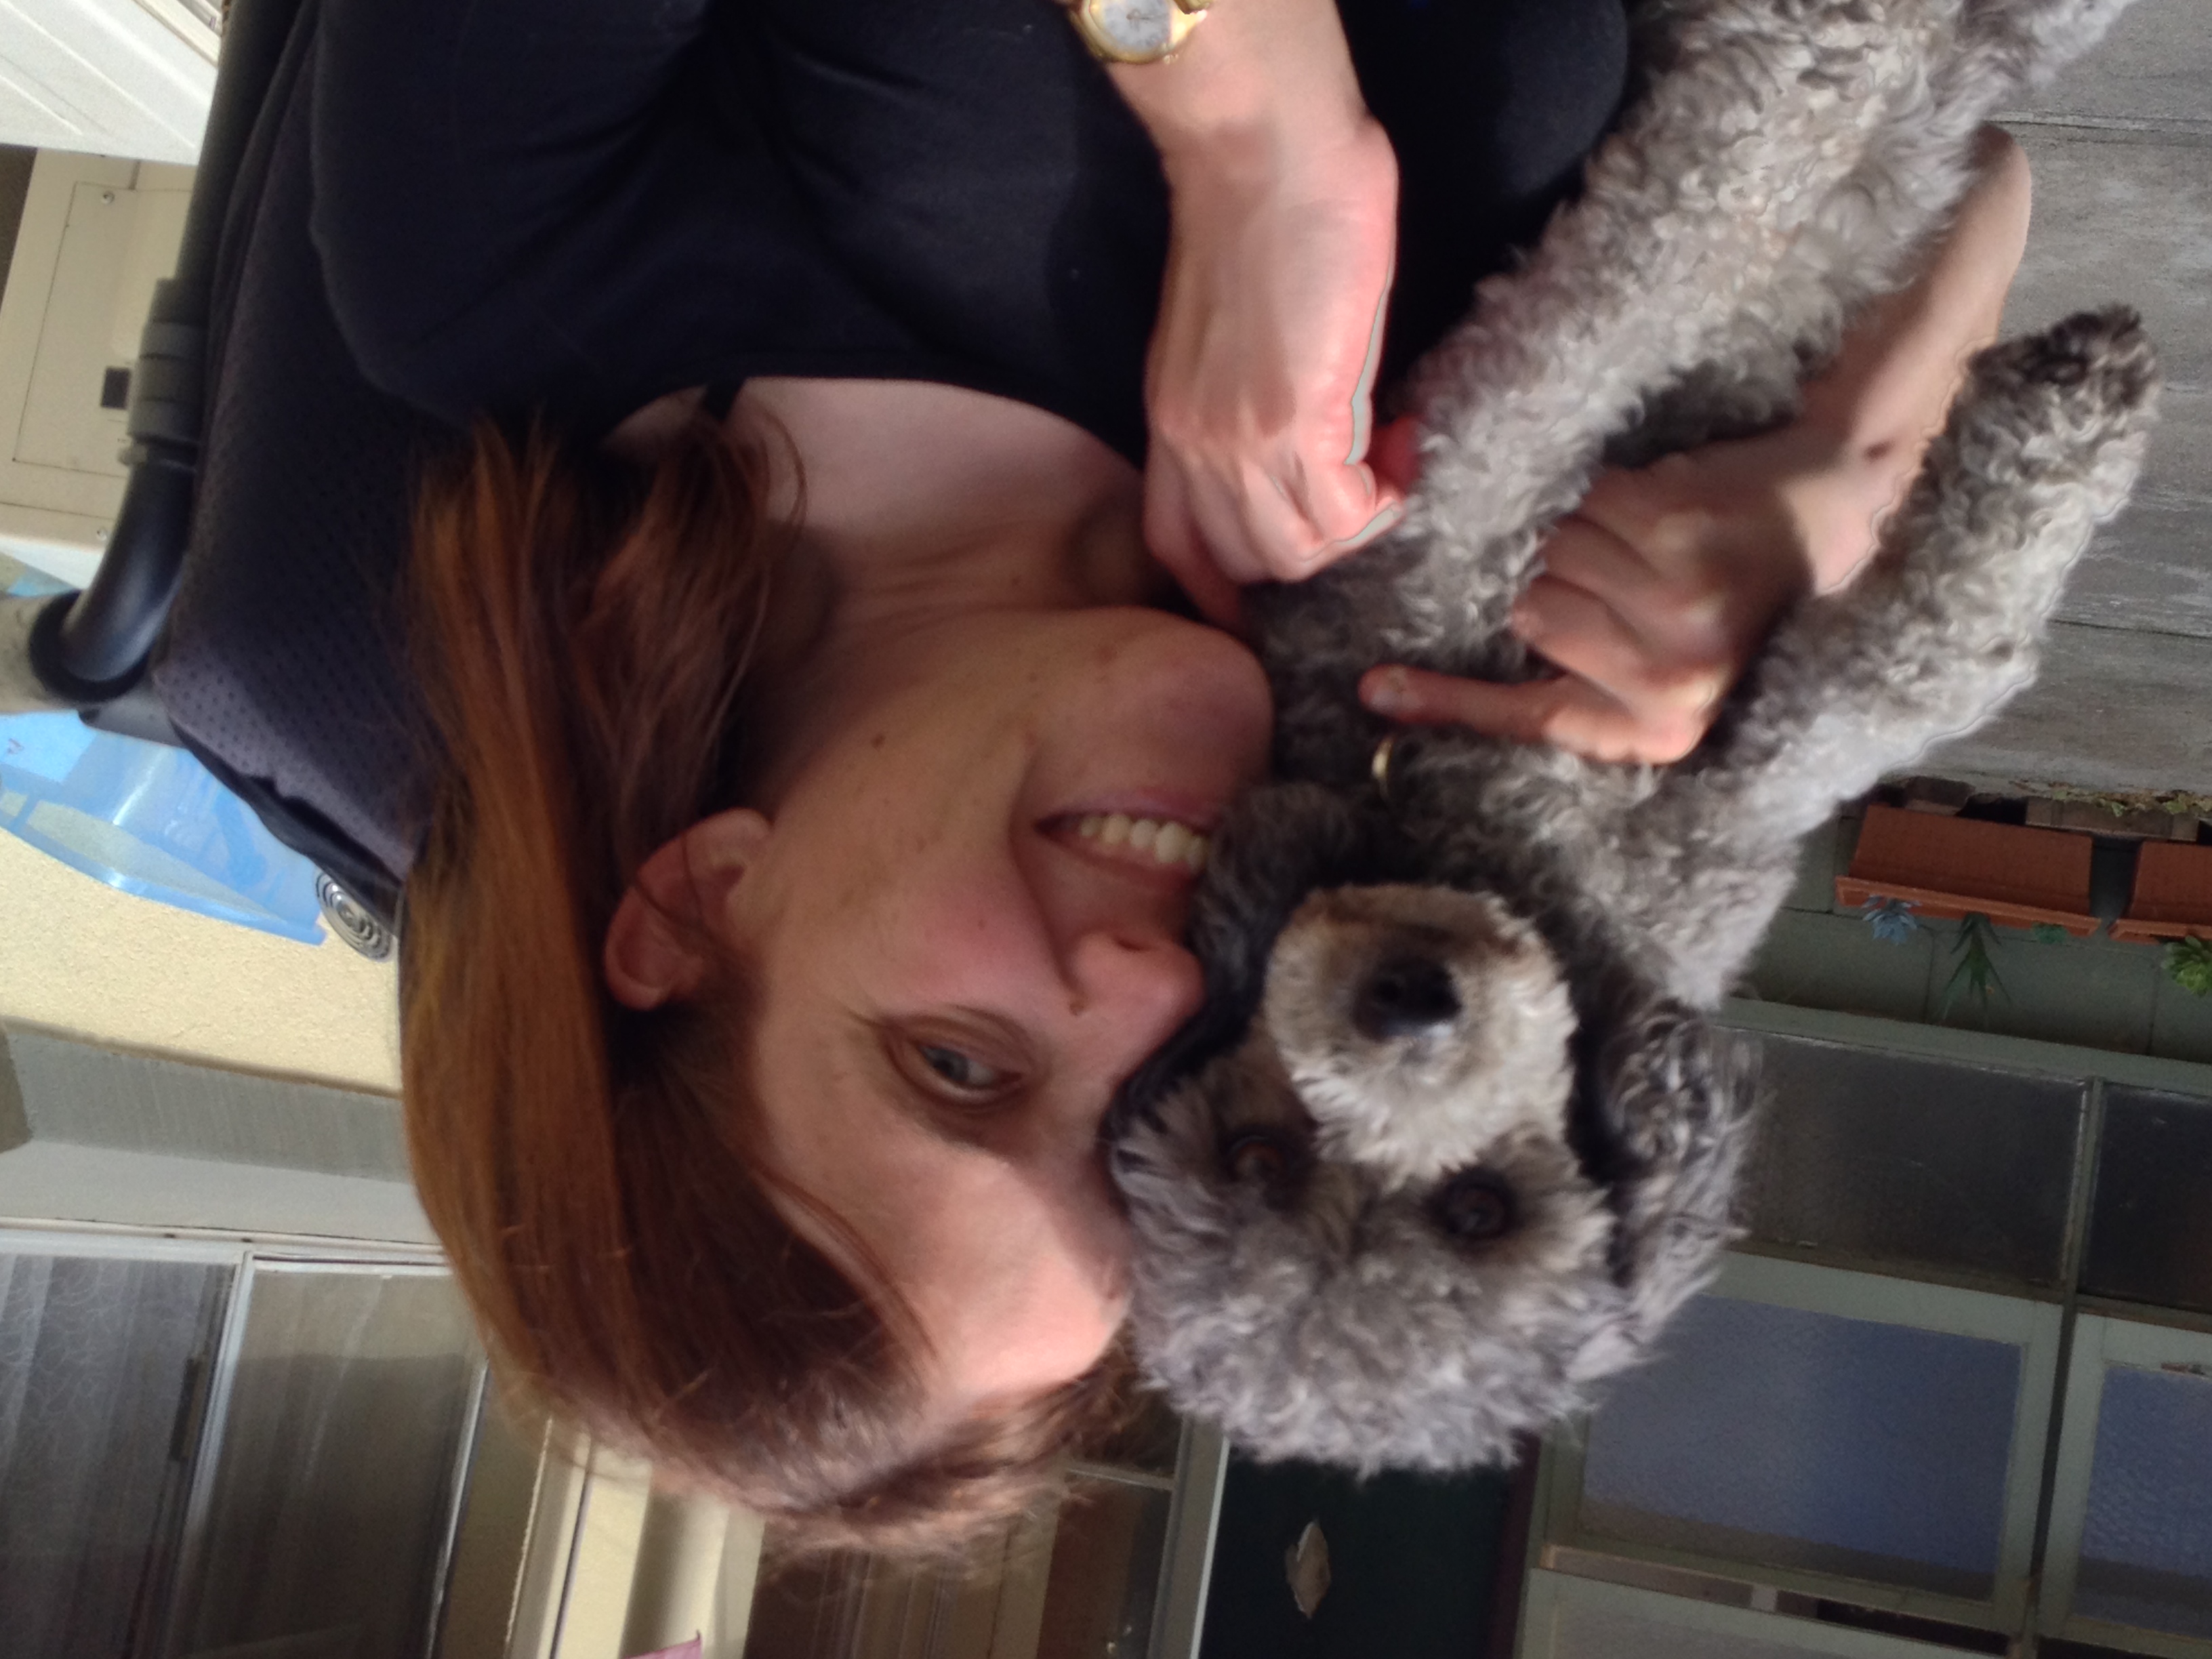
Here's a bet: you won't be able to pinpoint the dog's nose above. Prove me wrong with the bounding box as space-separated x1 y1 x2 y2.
1353 956 1461 1039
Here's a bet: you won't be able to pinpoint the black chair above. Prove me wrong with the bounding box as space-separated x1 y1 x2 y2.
3 0 447 956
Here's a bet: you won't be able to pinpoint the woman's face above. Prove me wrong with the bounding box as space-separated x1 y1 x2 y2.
716 606 1270 1418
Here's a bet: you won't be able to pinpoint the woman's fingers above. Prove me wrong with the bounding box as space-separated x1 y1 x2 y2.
1302 458 1405 561
1536 511 1725 642
1147 438 1403 600
1361 661 1713 765
1512 574 1729 726
1369 413 1424 497
1188 460 1288 586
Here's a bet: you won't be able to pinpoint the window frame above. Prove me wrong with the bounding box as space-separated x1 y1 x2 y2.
1721 1000 2212 1101
1517 1568 1996 1658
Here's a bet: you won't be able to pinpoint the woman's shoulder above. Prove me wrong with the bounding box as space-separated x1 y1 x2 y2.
309 0 735 425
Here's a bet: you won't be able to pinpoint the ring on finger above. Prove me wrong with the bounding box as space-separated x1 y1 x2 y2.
1372 733 1399 803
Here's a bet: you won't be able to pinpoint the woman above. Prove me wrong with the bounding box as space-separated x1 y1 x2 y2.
330 0 2030 1549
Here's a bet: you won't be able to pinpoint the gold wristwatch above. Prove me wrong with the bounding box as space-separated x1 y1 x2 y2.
1060 0 1212 64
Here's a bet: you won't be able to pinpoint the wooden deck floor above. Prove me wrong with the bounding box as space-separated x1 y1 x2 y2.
1925 0 2212 796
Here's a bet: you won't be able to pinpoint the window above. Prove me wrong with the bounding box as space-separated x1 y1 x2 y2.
2041 1316 2212 1650
1741 1033 2083 1286
2082 1089 2212 1315
0 1228 484 1659
1522 1008 2212 1659
740 1409 1227 1659
0 1245 232 1656
1544 1255 2057 1632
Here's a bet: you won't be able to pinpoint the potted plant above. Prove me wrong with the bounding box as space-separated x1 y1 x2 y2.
1835 802 2100 935
2112 840 2212 945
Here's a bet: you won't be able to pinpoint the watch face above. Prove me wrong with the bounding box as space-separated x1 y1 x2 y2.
1071 0 1199 61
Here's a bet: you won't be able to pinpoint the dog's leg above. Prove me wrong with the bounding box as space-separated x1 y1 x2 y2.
1570 998 1753 1385
1622 307 2158 1001
1957 0 2144 94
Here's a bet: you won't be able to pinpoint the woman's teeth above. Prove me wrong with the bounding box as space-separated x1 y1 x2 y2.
1076 813 1210 873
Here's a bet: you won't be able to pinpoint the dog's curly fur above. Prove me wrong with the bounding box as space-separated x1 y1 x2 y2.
1109 0 2160 1475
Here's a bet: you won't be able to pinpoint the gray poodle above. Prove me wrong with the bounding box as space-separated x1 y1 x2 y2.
1108 0 2160 1475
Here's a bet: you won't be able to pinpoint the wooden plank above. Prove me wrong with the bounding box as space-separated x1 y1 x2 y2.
2003 125 2212 393
1921 622 2212 797
1999 0 2212 134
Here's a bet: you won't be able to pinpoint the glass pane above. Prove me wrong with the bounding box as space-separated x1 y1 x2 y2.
739 1550 872 1658
1742 1035 2083 1285
1553 1599 1875 1659
173 1267 480 1659
2082 1088 2212 1314
1036 1477 1170 1659
1579 1296 2021 1600
2072 1364 2212 1639
1200 1454 1515 1655
1087 1391 1183 1479
0 1250 230 1659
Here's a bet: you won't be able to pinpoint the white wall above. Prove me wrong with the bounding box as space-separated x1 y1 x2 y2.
0 0 215 163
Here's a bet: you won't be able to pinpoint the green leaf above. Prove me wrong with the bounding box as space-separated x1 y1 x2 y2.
1938 913 2009 1025
2165 937 2212 997
2030 922 2068 945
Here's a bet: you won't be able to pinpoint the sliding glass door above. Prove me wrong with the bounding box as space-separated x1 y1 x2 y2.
0 1228 485 1659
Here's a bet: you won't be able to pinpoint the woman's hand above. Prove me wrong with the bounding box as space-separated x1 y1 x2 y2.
1361 125 2034 764
1361 424 1909 762
1107 0 1406 624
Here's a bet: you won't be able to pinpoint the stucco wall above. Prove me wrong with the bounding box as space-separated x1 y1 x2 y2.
0 823 401 1091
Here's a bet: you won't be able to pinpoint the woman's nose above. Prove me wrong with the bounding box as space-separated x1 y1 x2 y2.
1063 926 1204 1074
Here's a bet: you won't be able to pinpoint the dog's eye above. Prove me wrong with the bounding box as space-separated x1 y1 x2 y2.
1431 1169 1516 1242
1221 1129 1303 1200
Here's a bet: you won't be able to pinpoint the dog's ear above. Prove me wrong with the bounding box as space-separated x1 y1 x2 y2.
1569 998 1755 1380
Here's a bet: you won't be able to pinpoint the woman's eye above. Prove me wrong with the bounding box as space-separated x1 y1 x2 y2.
916 1043 1008 1094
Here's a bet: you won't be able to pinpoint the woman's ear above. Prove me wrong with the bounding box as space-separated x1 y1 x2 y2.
602 809 773 1009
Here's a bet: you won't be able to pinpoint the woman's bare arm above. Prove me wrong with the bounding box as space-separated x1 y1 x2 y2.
1103 0 1405 623
1361 127 2035 763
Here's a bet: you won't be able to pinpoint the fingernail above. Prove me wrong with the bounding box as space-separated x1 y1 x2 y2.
1364 669 1412 716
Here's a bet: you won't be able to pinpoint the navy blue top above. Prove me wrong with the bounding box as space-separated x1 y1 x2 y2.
310 0 1629 459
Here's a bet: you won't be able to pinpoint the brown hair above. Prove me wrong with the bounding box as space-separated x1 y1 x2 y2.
400 416 1120 1556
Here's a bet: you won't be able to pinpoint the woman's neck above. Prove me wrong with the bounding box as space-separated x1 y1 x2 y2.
718 377 1176 804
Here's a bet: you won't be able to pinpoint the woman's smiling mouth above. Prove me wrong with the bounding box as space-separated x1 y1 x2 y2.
1069 813 1210 874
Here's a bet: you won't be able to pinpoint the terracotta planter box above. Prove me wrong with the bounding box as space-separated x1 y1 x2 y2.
2112 840 2212 943
1835 803 2100 935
